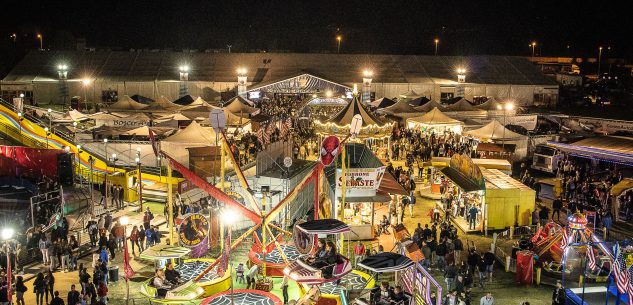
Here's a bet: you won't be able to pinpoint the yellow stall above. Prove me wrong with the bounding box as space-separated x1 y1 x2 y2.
481 168 536 229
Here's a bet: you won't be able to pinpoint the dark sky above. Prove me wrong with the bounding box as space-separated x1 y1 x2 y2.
0 0 630 58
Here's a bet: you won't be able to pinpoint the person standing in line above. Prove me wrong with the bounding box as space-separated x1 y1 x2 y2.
354 241 365 267
15 275 27 305
45 270 55 304
479 292 494 305
39 237 49 265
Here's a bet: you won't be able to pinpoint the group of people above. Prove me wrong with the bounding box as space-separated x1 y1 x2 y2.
97 182 125 211
389 128 479 164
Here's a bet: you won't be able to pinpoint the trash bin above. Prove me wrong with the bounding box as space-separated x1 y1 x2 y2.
109 266 119 282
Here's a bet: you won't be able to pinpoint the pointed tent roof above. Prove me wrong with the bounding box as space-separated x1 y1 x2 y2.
172 95 195 106
475 97 503 111
446 98 476 111
87 112 125 120
162 121 217 145
399 89 420 99
122 126 173 136
409 96 431 107
189 97 212 107
408 107 462 125
130 94 154 104
147 96 183 111
414 100 445 112
155 113 192 122
223 96 258 116
52 109 89 122
109 96 149 111
181 105 251 127
380 99 418 115
369 97 396 109
328 95 384 126
464 120 523 140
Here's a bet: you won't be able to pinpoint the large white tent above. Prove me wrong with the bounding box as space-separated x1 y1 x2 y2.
161 121 218 167
463 120 523 140
406 107 463 134
108 96 149 111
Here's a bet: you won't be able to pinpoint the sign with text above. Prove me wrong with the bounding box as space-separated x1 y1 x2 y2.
336 166 386 191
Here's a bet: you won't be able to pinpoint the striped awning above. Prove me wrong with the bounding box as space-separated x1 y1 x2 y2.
297 219 351 234
358 252 414 273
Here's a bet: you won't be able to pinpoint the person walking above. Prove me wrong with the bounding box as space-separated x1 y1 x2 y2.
281 276 289 305
479 292 494 305
130 226 140 256
33 272 46 305
552 197 563 221
97 281 108 304
45 270 55 304
483 250 495 283
15 275 27 305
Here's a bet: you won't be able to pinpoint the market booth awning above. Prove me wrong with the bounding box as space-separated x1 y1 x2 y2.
407 108 463 134
223 95 258 117
611 178 633 196
409 96 431 107
475 97 503 111
549 136 633 166
399 89 421 99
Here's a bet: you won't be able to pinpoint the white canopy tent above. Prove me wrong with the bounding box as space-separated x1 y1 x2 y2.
161 121 218 167
406 107 463 134
51 109 90 122
399 89 421 99
463 120 523 141
446 98 476 111
108 96 149 111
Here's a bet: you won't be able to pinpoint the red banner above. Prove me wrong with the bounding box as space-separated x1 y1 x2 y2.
0 146 64 179
515 250 534 284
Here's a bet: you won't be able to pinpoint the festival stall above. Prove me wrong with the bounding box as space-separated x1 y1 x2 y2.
323 143 407 240
223 95 258 117
438 154 535 233
406 107 464 134
369 97 396 109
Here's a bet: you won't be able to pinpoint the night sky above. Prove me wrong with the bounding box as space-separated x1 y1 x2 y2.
0 0 630 58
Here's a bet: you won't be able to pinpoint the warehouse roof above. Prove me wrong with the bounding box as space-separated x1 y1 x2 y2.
3 50 558 86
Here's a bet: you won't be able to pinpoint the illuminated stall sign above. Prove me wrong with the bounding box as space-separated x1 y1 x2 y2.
335 167 386 193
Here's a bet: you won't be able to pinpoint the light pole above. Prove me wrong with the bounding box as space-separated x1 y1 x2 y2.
222 208 238 305
82 78 91 111
597 46 603 77
434 38 439 56
36 33 43 50
103 138 108 162
362 70 373 104
2 227 14 304
178 65 190 97
57 64 69 108
136 147 143 211
497 102 514 154
530 42 537 57
44 127 50 148
17 112 23 142
336 35 342 53
236 68 248 96
120 216 130 305
456 68 466 98
10 33 16 43
47 108 52 132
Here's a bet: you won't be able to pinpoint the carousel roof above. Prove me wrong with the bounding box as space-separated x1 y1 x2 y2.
358 252 415 273
327 94 385 126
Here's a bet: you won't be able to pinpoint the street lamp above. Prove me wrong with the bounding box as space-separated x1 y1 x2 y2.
36 33 43 50
103 138 108 162
119 216 130 304
598 46 603 77
236 68 247 96
47 108 52 132
17 112 23 142
336 35 342 53
76 145 83 187
10 33 16 43
530 42 537 57
456 68 466 83
179 65 190 97
434 38 439 56
498 101 514 153
82 78 91 111
44 127 50 148
57 64 69 107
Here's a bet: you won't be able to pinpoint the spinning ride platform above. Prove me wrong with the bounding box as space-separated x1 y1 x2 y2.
249 244 301 276
175 258 232 297
303 269 375 305
200 289 283 305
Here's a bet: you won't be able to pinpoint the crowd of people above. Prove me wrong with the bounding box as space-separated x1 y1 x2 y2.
389 128 479 165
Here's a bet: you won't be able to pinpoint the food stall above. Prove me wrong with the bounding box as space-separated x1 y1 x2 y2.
406 107 464 134
438 154 535 233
